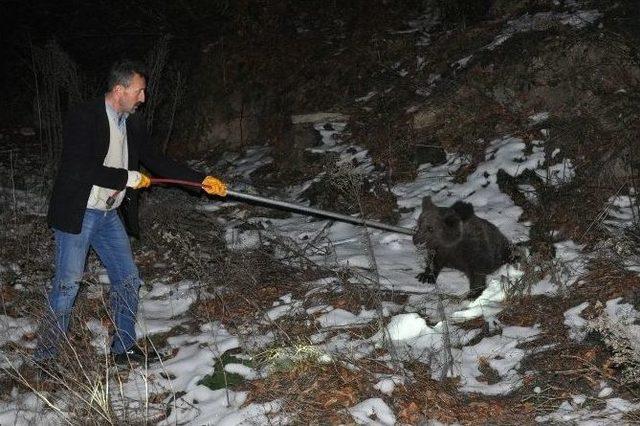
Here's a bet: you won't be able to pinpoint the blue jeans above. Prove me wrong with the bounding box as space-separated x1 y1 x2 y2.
35 209 142 360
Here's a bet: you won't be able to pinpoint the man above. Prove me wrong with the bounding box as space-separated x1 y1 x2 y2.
35 59 226 365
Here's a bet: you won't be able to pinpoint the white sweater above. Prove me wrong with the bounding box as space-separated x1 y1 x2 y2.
86 102 138 210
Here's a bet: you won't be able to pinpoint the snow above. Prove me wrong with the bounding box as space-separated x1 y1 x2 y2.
348 398 396 425
224 362 257 380
0 390 61 425
316 307 377 328
486 10 603 51
528 112 550 124
373 375 404 396
531 240 589 295
535 397 640 424
0 315 37 348
264 294 304 321
136 280 200 336
459 325 540 395
564 302 590 341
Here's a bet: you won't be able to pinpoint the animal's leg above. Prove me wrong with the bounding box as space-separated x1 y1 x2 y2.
417 269 437 283
417 253 442 283
468 273 487 299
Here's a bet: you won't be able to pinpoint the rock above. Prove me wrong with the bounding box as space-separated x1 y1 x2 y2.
291 112 349 124
201 113 259 151
414 138 447 166
293 123 322 150
412 108 439 129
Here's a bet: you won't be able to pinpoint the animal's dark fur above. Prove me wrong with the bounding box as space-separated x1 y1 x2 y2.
413 197 514 299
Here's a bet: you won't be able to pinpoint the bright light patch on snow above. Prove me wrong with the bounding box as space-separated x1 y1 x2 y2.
378 313 429 341
159 388 283 426
536 157 575 185
264 294 304 321
450 264 524 322
225 362 258 380
167 321 240 353
348 398 396 425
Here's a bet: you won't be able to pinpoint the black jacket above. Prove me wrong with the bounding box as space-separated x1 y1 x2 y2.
47 98 205 236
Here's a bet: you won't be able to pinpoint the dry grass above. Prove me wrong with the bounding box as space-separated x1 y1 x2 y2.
246 361 377 424
392 362 534 425
578 258 640 305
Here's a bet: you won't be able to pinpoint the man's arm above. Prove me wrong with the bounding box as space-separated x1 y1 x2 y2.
133 115 226 196
60 105 128 190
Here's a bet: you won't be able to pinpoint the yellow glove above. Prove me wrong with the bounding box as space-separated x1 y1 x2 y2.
135 173 151 189
202 176 227 196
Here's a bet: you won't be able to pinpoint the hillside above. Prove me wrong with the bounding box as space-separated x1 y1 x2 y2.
1 0 640 424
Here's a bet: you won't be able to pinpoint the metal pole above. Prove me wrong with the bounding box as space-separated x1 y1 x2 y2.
149 178 415 235
226 190 415 236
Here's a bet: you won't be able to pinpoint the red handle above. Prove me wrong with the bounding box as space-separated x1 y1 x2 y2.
150 178 204 188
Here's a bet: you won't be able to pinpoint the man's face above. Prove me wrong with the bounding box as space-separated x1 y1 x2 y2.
117 73 146 113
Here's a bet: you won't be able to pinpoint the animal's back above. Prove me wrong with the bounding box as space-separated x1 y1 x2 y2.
462 216 512 272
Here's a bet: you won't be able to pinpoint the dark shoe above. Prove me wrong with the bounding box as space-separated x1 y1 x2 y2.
112 345 163 366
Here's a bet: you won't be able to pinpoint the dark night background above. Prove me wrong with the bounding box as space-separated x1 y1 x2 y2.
1 0 235 125
1 0 639 197
1 1 468 157
2 0 639 225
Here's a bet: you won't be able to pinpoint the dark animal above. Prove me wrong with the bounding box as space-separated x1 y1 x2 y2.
413 197 515 299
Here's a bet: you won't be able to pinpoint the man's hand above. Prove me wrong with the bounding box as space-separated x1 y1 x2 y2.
202 176 227 196
135 173 151 189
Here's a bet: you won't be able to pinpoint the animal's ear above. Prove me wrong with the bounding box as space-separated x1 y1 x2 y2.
451 201 474 221
422 196 436 210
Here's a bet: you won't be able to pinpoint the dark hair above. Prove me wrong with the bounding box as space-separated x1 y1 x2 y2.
107 59 147 91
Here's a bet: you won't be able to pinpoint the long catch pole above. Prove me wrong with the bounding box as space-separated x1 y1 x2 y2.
225 190 415 236
150 178 415 236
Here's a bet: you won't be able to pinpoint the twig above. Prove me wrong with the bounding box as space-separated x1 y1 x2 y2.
162 69 183 155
